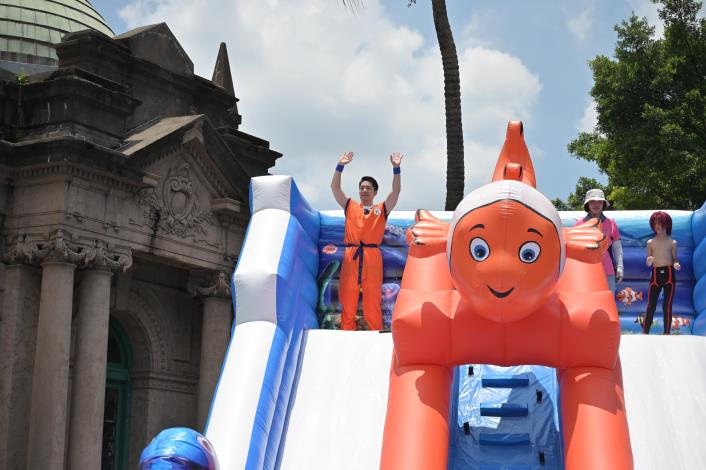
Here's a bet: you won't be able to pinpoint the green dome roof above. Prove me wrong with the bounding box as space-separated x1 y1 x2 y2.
0 0 114 69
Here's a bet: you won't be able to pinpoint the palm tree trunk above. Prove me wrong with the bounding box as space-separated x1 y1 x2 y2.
431 0 465 211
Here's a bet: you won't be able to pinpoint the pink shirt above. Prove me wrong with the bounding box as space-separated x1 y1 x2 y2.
575 215 620 276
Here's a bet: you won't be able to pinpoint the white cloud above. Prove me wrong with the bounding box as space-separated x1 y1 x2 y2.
567 5 594 42
577 99 597 133
459 11 493 49
119 0 541 210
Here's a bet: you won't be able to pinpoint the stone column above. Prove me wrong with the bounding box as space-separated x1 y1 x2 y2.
67 241 131 470
196 271 233 430
0 252 41 470
25 230 87 470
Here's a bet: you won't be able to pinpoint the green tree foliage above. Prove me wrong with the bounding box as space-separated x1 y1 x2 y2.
567 0 706 210
552 177 608 211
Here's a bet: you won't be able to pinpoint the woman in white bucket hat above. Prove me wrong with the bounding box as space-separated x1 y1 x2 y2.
575 188 623 293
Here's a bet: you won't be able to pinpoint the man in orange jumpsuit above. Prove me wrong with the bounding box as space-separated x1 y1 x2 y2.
330 151 402 330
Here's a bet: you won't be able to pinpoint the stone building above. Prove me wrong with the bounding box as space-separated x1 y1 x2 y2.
0 2 280 468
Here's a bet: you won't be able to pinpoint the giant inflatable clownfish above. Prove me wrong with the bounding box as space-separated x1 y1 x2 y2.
380 121 633 470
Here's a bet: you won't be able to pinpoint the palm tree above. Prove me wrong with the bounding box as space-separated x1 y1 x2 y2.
429 0 464 210
343 0 465 210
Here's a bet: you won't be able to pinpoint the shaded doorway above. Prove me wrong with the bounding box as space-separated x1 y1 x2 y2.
102 318 132 470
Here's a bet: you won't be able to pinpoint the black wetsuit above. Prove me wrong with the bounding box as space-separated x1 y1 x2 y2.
643 265 676 335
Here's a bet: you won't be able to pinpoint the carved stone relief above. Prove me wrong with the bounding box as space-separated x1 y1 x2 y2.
134 163 220 247
193 271 231 298
3 230 87 265
2 230 132 272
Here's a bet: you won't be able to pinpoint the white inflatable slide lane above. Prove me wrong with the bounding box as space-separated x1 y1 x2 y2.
621 335 706 470
277 330 393 470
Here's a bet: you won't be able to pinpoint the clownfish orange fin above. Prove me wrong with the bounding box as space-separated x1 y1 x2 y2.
492 120 537 188
564 218 609 263
406 209 449 251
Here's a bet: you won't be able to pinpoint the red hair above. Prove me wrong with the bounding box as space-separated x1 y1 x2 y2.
649 211 672 235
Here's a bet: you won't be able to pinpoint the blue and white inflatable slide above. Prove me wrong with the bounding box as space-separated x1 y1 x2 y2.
201 175 706 470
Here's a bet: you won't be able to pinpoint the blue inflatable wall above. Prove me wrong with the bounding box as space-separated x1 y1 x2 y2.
691 202 706 335
318 208 704 334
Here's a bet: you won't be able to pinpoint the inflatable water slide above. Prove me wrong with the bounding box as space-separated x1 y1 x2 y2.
143 124 706 470
197 171 706 470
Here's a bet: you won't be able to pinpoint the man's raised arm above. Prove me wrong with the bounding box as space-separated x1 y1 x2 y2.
384 152 403 212
331 151 353 209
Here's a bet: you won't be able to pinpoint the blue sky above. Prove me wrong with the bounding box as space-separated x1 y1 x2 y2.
90 0 670 210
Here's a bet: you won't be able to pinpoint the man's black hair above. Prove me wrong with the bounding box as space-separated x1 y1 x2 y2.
359 176 379 192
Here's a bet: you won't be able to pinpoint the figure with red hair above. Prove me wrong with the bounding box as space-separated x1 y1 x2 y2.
643 211 681 334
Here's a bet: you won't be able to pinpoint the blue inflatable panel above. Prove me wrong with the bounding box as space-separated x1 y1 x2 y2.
619 313 695 335
246 326 289 470
449 365 563 470
482 377 530 388
288 178 320 245
692 201 706 247
247 224 318 469
693 202 706 335
694 242 706 281
693 276 706 315
480 403 529 417
479 433 531 446
238 179 321 470
479 467 532 470
692 312 706 335
621 246 694 281
612 279 695 315
265 307 318 470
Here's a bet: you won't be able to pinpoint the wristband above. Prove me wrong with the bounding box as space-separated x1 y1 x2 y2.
336 164 344 172
393 167 401 175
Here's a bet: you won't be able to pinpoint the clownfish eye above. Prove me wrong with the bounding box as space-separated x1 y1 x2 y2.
518 241 541 263
469 237 490 262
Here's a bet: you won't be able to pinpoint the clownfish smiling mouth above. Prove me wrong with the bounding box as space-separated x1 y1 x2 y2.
488 286 514 298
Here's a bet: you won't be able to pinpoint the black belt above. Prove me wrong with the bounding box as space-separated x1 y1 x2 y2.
346 242 379 285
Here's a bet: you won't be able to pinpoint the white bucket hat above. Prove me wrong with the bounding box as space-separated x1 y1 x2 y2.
583 188 610 211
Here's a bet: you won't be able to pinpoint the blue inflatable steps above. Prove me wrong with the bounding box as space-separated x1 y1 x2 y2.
450 364 563 470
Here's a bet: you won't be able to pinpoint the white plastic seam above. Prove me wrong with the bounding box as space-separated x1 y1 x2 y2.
251 175 293 214
234 209 291 325
447 180 566 272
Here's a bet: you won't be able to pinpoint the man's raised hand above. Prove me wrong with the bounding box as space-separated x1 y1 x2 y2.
390 152 403 168
339 151 354 166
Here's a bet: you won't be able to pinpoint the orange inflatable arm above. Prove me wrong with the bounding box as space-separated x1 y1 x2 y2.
379 358 452 470
565 217 609 263
560 360 633 469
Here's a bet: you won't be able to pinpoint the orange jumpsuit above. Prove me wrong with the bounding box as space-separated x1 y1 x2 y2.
339 199 387 330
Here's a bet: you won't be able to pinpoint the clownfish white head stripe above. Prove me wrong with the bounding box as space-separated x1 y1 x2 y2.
446 180 566 274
